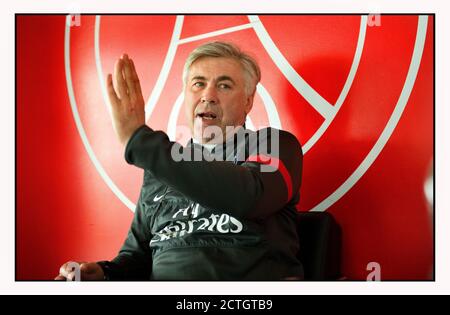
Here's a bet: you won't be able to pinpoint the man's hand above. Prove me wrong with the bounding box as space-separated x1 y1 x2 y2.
54 261 105 281
107 54 145 146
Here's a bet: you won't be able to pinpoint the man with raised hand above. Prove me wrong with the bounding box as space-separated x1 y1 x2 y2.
56 41 304 281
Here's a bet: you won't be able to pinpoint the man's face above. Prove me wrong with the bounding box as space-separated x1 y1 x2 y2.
184 57 254 144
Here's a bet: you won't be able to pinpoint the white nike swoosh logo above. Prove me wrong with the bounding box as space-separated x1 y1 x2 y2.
153 194 165 202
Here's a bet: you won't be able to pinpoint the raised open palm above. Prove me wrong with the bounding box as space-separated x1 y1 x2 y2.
107 54 145 146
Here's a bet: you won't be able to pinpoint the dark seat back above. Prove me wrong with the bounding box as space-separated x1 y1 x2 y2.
296 212 342 280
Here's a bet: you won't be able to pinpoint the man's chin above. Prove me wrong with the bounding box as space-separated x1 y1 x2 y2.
193 124 244 144
193 125 224 144
195 136 222 145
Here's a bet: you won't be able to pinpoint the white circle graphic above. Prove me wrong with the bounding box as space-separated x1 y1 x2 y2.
64 15 427 212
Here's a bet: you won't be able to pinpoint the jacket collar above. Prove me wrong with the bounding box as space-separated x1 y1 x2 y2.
187 124 247 152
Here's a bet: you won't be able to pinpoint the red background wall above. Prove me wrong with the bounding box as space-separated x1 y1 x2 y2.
17 15 434 280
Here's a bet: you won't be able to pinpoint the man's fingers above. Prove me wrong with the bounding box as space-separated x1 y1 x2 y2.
129 58 145 104
54 275 66 281
56 263 72 281
129 58 139 83
122 55 138 102
66 272 75 281
57 261 83 280
55 261 103 281
113 57 129 101
106 74 119 106
108 54 146 145
59 263 69 278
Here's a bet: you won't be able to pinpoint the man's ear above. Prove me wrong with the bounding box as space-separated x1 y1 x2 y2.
245 94 254 115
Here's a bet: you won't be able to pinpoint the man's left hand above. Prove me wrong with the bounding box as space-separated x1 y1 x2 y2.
107 54 145 146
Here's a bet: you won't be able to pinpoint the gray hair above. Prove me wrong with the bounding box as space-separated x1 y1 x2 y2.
182 41 261 96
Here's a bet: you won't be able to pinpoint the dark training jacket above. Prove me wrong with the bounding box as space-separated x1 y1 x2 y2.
98 125 304 280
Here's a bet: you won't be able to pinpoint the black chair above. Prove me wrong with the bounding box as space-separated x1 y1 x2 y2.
296 212 342 280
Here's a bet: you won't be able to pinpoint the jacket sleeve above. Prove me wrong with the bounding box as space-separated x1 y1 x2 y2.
124 125 303 220
98 188 153 280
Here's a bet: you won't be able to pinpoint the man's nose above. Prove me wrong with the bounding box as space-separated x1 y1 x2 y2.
200 85 218 104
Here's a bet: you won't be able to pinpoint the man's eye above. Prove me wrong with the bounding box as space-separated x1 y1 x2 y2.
193 82 204 87
219 83 231 89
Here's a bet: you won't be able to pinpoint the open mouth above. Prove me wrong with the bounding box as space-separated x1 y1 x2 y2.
196 112 217 120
